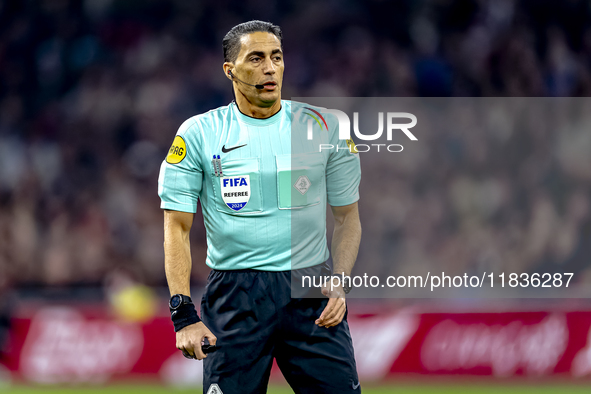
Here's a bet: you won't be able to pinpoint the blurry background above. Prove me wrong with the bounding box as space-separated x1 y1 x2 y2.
300 96 591 298
1 0 591 392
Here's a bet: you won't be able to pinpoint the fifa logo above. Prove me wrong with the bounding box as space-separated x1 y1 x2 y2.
223 177 248 187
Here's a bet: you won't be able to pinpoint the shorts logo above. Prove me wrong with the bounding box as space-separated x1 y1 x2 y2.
220 175 250 211
207 384 223 394
294 175 311 195
166 135 186 164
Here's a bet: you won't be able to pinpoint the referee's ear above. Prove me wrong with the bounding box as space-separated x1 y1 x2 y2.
223 63 234 80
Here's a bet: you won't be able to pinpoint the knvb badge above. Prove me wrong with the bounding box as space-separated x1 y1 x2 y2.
221 175 251 211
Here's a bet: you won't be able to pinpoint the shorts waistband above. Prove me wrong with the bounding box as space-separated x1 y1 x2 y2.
211 261 330 274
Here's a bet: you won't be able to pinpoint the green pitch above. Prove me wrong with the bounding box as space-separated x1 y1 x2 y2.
3 384 591 393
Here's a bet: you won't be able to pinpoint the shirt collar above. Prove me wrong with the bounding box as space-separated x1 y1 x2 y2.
231 100 284 126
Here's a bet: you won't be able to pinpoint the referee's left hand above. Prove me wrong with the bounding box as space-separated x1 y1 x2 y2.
316 286 346 328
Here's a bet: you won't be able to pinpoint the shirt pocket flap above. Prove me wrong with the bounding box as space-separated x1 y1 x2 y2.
276 153 324 210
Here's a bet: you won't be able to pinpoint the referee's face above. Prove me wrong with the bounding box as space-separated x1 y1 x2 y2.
228 32 284 108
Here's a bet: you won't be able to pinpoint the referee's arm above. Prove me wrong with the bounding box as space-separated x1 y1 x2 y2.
316 202 361 328
164 209 217 360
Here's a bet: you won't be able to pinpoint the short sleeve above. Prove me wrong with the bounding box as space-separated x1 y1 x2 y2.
326 137 361 207
158 119 202 213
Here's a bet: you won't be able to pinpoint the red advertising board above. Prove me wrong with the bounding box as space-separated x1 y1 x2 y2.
4 306 591 383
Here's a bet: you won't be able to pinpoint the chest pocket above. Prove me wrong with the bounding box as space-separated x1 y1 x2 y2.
212 158 263 214
276 153 325 210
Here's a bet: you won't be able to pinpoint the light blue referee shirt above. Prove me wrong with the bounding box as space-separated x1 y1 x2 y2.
158 100 361 271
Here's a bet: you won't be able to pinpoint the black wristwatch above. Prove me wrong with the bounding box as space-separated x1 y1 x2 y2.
169 294 194 311
333 274 352 294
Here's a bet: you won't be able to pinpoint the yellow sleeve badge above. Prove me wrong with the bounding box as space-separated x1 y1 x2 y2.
166 136 187 164
346 138 358 154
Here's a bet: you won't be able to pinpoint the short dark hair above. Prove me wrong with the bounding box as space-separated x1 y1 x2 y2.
223 20 283 63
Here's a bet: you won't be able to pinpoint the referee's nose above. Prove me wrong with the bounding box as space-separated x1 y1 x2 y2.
262 57 276 75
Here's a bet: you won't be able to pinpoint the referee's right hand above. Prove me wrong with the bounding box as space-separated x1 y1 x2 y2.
176 321 217 360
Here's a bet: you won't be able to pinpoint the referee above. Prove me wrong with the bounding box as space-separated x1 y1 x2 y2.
158 20 362 394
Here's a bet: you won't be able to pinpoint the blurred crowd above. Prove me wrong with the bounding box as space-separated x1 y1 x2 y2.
356 98 591 292
0 0 591 290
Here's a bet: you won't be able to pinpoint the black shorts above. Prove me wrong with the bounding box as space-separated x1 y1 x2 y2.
201 263 361 394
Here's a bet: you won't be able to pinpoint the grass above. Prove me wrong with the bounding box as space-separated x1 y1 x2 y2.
2 383 591 394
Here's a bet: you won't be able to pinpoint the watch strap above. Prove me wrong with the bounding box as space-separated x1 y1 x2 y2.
332 274 352 294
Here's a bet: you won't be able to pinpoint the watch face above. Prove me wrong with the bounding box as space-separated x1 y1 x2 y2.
170 295 182 309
